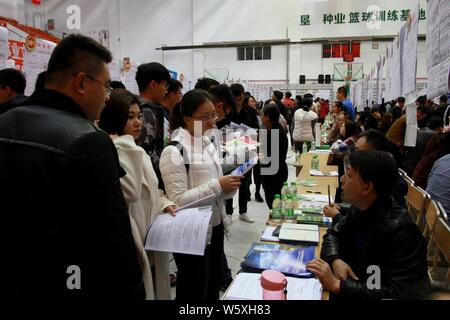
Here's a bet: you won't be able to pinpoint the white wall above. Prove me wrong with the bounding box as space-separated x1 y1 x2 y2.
4 0 430 87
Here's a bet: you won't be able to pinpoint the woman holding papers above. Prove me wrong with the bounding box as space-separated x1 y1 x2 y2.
99 90 176 300
160 89 242 301
260 103 289 209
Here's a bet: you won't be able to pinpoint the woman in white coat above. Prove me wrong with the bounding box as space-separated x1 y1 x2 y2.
160 89 243 301
99 90 176 300
292 95 318 152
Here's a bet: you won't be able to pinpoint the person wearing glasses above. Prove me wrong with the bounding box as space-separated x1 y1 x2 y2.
98 90 177 300
0 34 145 298
160 89 243 300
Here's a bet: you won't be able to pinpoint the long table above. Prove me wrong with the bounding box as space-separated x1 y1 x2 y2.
222 152 338 301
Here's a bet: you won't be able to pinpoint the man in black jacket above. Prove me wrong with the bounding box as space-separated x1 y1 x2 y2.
0 68 28 115
0 34 145 299
135 62 170 190
307 151 429 300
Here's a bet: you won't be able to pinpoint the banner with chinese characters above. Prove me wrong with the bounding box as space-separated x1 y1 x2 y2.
312 8 424 26
23 38 56 96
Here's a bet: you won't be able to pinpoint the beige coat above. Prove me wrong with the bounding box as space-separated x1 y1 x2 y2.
114 135 175 300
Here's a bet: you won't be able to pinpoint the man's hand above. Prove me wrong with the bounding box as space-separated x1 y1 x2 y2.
306 259 340 294
323 204 341 218
331 259 359 281
164 205 177 217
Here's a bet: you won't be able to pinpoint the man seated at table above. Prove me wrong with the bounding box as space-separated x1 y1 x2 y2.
324 129 408 226
306 150 429 300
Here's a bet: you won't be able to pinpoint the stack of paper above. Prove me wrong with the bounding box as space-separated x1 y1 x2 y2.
224 273 323 300
144 206 212 256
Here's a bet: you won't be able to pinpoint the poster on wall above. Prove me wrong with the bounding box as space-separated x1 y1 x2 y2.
23 38 56 96
108 60 122 82
426 0 450 99
0 27 8 69
122 62 139 94
8 39 25 71
401 4 419 97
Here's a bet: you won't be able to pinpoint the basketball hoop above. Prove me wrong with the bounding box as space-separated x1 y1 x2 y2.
343 53 354 63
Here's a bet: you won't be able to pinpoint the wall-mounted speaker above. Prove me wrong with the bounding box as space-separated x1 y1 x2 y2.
318 74 324 84
299 75 306 84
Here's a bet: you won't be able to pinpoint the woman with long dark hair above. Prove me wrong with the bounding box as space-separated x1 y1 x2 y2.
260 104 289 209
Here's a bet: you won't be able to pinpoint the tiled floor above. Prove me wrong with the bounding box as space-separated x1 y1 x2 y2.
169 149 298 299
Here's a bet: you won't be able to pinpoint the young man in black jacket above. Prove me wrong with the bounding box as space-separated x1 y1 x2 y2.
307 151 429 300
0 34 145 299
0 68 28 115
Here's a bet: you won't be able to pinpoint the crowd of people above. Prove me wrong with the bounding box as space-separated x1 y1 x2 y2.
0 34 448 300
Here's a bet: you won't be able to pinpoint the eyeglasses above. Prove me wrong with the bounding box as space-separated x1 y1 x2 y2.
191 112 219 123
84 74 113 97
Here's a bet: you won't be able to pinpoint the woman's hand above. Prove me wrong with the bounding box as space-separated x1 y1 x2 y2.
219 175 243 194
164 205 177 217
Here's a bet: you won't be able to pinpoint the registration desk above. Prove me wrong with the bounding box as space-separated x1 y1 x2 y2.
222 152 338 300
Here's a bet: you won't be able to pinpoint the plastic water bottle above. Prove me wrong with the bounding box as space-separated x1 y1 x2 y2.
311 155 319 170
281 182 290 199
272 195 282 221
296 151 301 166
291 193 299 211
311 141 316 151
302 143 308 154
284 195 295 223
290 182 297 197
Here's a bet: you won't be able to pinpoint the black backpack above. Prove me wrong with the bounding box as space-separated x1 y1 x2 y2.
167 141 190 174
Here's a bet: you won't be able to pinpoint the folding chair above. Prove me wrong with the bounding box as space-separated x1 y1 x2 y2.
429 217 450 289
406 184 429 230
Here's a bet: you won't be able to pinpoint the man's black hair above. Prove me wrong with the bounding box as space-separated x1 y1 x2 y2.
397 96 406 103
348 150 398 198
273 90 283 101
166 78 183 95
230 83 245 97
208 84 236 112
359 129 390 152
135 62 170 92
46 34 112 84
194 77 219 90
0 68 26 94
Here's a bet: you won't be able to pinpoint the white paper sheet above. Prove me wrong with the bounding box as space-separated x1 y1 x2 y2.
224 273 322 300
144 206 212 256
299 194 334 203
404 102 418 147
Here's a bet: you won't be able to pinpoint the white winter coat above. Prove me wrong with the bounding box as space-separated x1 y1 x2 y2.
292 108 318 142
160 128 234 245
114 135 175 300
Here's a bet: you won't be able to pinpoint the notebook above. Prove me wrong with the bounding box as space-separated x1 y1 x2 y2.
278 223 319 245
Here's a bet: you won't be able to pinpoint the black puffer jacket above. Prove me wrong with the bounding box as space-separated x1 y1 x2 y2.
321 196 430 300
0 89 145 299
